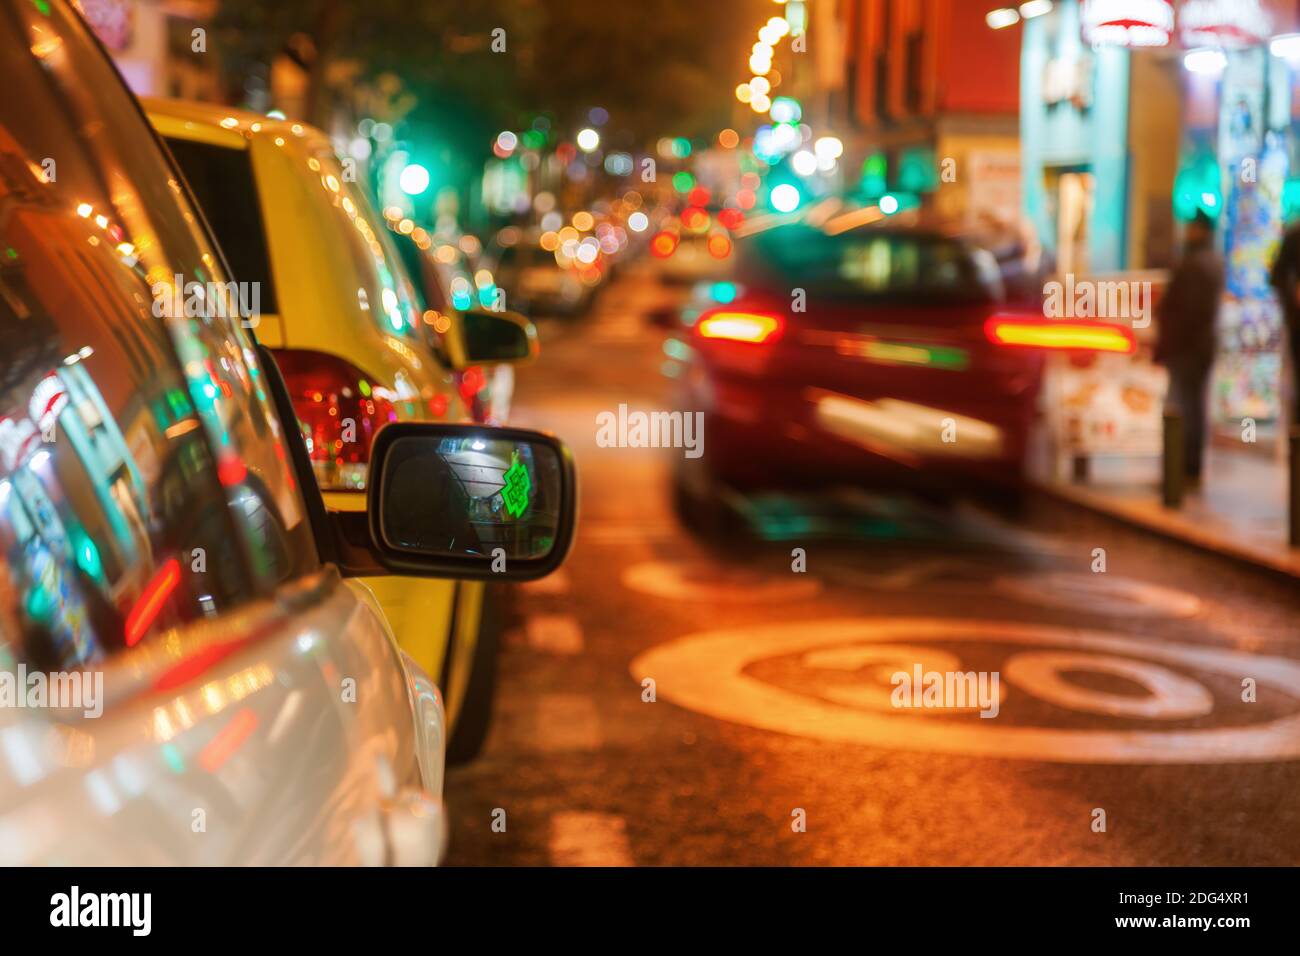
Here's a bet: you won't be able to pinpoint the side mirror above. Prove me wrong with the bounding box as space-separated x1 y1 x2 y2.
458 309 538 366
343 422 575 581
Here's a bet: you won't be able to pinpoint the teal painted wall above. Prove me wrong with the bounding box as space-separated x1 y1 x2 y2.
1020 0 1131 272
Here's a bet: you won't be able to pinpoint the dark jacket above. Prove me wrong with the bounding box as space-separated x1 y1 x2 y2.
1269 222 1300 343
1155 239 1223 367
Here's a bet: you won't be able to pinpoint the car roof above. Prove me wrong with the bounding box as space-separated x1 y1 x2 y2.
142 97 331 154
734 198 1010 248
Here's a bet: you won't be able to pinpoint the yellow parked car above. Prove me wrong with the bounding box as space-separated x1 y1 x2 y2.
145 99 538 762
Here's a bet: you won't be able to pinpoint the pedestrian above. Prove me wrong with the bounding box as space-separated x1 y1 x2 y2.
1154 209 1223 486
1268 214 1300 424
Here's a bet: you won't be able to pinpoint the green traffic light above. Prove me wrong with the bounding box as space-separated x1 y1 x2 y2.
399 163 431 196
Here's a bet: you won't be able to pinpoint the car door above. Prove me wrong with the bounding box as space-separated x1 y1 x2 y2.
0 0 442 865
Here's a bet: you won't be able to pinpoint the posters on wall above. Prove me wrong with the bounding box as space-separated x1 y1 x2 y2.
1217 46 1285 426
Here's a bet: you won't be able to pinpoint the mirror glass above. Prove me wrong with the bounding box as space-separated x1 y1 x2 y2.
379 433 563 561
463 310 534 363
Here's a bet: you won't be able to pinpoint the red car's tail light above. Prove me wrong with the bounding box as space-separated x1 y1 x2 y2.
269 348 396 490
984 316 1136 354
696 309 784 344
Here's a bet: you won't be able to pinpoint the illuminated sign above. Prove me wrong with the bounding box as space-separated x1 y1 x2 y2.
500 453 531 518
1081 0 1175 47
29 375 68 437
78 0 134 52
1179 0 1270 49
0 418 40 471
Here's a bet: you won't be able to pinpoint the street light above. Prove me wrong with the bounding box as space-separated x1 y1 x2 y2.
1183 48 1227 75
398 163 430 195
770 183 800 212
576 128 601 152
986 8 1020 29
1271 33 1300 60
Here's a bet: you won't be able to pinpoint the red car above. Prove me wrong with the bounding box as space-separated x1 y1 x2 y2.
663 216 1135 523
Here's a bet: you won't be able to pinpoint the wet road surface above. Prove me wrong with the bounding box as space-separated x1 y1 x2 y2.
445 264 1300 866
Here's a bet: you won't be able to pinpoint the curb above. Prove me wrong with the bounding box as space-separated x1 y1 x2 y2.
1029 480 1300 583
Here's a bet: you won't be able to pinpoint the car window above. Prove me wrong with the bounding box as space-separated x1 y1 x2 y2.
308 144 430 347
159 137 280 315
0 0 315 670
742 226 1004 305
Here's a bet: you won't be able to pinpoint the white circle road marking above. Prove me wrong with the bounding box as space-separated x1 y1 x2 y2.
621 560 821 603
801 645 1006 714
1004 651 1214 720
993 572 1202 619
629 618 1300 764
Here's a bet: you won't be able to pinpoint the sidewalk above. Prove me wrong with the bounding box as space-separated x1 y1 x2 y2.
1031 444 1300 579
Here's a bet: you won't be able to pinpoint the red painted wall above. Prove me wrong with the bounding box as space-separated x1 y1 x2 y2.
934 0 1020 115
846 0 1019 127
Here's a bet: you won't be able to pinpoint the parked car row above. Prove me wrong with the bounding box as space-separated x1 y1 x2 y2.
0 0 574 864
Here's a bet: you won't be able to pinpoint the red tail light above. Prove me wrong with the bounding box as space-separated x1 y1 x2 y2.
696 309 784 344
124 557 180 647
984 316 1136 354
269 348 396 490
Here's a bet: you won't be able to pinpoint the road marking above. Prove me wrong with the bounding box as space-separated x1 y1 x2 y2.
528 694 603 753
548 811 633 867
519 568 571 596
579 524 673 544
621 560 822 603
1003 651 1213 720
993 572 1202 618
629 618 1300 764
524 614 584 655
801 645 1006 713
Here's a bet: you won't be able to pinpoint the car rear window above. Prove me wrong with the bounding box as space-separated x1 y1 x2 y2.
163 138 280 315
741 226 1003 305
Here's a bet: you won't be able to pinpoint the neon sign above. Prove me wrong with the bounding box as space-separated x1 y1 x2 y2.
1081 0 1175 48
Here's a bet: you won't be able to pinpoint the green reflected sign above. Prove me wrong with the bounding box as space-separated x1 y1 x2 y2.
500 452 531 518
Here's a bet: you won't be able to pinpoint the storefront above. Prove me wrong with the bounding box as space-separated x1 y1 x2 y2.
1020 1 1180 470
1021 0 1181 275
1174 0 1298 435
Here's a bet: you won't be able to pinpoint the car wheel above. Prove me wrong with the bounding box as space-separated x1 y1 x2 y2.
670 454 746 543
445 582 507 766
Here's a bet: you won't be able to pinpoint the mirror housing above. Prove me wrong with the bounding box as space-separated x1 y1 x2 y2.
454 309 538 368
332 422 575 581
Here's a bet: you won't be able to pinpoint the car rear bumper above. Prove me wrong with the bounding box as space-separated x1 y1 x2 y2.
683 370 1034 488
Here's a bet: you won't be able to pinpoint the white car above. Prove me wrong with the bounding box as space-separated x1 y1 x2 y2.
0 0 574 866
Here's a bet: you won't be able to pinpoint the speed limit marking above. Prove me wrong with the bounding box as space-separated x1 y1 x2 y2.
630 618 1300 764
1003 651 1213 720
993 572 1202 618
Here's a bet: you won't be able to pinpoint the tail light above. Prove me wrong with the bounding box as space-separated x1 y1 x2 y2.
984 316 1136 354
696 309 784 344
269 348 396 490
651 231 679 258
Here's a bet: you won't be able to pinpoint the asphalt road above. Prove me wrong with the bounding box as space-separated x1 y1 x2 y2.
445 262 1300 866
